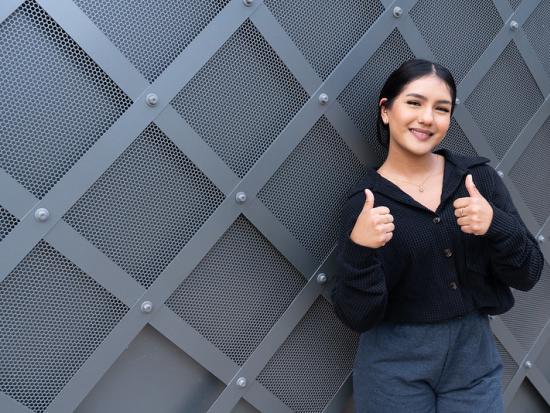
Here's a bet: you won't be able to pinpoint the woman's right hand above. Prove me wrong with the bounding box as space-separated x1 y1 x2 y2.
349 189 394 248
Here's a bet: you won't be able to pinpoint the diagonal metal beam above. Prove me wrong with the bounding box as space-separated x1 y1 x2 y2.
0 392 33 413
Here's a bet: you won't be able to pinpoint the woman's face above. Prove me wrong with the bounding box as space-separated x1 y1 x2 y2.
380 75 453 156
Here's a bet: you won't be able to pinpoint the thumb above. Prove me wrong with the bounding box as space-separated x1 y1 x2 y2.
465 174 480 198
363 188 374 211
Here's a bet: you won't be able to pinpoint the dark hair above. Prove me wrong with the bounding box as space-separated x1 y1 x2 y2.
376 59 457 149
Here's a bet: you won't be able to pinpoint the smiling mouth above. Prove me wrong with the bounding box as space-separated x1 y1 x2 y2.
410 128 433 141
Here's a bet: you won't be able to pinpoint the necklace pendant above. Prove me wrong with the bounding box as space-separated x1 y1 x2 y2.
419 186 424 192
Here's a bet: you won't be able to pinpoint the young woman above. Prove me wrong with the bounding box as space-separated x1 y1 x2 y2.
331 59 544 412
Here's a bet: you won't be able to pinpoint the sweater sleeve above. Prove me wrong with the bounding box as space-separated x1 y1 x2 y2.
331 190 388 332
483 167 544 291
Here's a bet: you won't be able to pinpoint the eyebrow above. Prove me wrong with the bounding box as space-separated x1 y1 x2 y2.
405 93 452 105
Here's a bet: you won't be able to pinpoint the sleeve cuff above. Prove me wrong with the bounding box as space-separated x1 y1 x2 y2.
485 202 519 241
339 236 378 267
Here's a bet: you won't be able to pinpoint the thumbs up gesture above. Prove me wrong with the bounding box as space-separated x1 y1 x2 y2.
350 189 395 248
453 174 493 235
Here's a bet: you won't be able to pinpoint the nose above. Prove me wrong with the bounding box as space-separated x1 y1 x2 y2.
418 107 434 125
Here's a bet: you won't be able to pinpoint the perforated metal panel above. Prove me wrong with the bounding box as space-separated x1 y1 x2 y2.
257 297 358 413
0 0 132 199
0 240 127 413
0 0 549 412
166 215 305 365
465 41 543 160
64 123 225 288
258 116 366 263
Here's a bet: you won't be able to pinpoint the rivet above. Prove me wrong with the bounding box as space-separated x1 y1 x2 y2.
455 98 460 105
510 20 519 31
316 273 327 284
145 93 158 107
243 0 253 6
488 315 494 320
236 377 247 387
34 208 50 222
318 93 329 105
525 360 533 369
537 235 545 243
393 6 403 18
236 192 247 203
141 301 153 313
497 170 504 178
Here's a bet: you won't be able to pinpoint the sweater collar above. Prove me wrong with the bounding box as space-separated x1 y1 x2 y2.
350 148 490 213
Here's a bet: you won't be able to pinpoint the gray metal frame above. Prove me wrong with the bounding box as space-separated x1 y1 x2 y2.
1 0 549 411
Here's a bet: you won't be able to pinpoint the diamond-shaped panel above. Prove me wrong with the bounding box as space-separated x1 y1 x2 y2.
465 42 543 160
171 19 309 178
263 0 384 79
509 116 550 226
410 0 502 82
337 29 415 165
64 124 225 288
166 215 306 365
0 0 132 199
494 337 518 390
257 297 358 413
523 0 550 79
435 118 478 157
0 240 128 413
500 262 550 352
258 116 366 263
73 0 230 82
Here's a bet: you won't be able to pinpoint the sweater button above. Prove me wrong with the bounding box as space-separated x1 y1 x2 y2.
449 281 459 290
443 248 453 257
433 216 441 224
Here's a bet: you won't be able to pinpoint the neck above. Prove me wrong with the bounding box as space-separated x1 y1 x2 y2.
380 142 439 178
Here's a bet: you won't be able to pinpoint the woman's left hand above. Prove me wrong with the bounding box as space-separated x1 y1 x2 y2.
453 174 494 235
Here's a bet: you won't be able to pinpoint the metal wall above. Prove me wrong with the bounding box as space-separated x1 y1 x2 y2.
0 0 549 412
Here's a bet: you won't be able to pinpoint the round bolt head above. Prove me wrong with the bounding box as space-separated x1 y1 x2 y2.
243 0 253 6
393 6 403 18
236 191 247 203
497 170 504 178
455 98 460 105
318 93 329 105
34 208 50 222
316 273 327 284
236 377 247 387
141 301 153 313
537 235 545 243
146 93 159 107
488 315 494 320
510 20 519 31
525 360 533 369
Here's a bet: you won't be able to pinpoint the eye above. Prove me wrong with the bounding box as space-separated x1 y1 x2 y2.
436 107 450 113
406 100 421 106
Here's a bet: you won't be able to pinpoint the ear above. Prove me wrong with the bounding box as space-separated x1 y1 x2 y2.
379 98 389 125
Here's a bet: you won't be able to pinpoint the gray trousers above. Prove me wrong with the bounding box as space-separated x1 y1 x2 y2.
353 310 504 413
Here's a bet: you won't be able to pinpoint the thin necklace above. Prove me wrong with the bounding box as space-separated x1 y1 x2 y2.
379 169 442 192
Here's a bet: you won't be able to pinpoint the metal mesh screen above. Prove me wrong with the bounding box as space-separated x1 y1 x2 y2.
509 116 550 226
337 29 415 165
465 41 543 160
523 0 550 78
410 0 502 82
73 0 230 82
501 263 550 351
495 338 518 389
0 240 127 413
0 0 132 199
166 215 306 365
258 116 367 263
435 118 478 157
0 207 19 243
171 19 309 178
509 0 522 10
64 123 225 288
263 0 384 79
257 297 359 413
